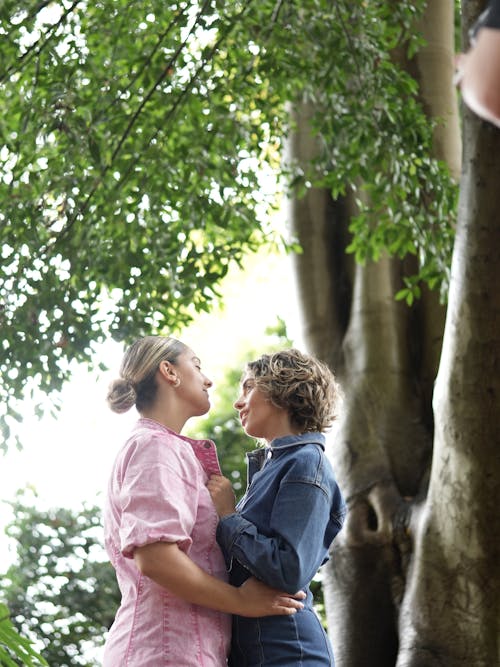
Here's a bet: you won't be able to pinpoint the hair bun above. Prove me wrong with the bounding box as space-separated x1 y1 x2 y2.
106 377 137 414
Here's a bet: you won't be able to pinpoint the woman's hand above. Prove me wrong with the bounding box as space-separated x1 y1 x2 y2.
236 577 306 617
207 474 236 517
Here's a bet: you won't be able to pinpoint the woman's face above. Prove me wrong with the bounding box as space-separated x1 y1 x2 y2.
173 348 213 417
234 372 291 441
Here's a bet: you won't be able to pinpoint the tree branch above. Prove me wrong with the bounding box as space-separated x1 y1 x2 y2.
52 1 255 248
0 0 81 83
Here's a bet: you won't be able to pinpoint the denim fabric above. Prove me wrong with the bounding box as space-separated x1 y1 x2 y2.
230 603 334 667
217 433 346 666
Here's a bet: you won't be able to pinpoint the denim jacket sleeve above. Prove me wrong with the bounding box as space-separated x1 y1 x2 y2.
216 447 345 594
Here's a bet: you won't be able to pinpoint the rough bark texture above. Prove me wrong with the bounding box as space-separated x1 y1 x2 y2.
396 107 500 667
290 111 433 667
289 1 499 665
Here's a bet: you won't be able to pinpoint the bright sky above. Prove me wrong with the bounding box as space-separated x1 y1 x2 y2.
0 249 304 570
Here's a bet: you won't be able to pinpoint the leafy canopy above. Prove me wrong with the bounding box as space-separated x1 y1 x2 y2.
0 489 119 666
0 0 456 441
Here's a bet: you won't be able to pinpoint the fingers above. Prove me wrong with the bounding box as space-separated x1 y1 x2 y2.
277 595 304 609
272 595 304 615
206 476 223 495
276 605 300 615
207 475 236 517
207 474 228 490
209 474 230 484
291 590 306 600
268 587 306 601
239 578 306 617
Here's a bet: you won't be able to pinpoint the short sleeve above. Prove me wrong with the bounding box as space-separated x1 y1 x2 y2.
118 434 201 558
486 0 500 28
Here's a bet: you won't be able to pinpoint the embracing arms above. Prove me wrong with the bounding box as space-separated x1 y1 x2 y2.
133 541 305 617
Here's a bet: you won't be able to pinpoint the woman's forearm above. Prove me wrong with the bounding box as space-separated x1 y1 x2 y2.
458 28 500 126
133 541 304 617
134 541 244 612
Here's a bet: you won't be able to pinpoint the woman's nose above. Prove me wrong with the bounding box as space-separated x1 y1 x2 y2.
233 394 244 409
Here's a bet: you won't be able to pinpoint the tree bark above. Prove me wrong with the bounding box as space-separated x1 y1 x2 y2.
290 103 433 667
287 1 500 665
396 106 500 667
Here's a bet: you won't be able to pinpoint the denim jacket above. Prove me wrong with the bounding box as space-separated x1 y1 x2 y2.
216 432 346 595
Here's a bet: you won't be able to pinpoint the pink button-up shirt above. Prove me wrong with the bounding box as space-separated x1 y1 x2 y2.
103 418 231 666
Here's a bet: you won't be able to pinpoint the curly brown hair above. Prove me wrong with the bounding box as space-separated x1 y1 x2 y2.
245 349 340 433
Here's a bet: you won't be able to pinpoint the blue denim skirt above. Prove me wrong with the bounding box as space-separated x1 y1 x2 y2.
228 607 334 666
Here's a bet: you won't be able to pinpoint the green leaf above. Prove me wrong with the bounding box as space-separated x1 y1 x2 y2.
0 603 49 667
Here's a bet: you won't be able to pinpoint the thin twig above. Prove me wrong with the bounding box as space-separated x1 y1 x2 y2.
0 0 81 83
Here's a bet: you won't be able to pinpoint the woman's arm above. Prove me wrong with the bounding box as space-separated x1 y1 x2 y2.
215 483 333 593
133 541 305 617
208 470 344 594
456 27 500 127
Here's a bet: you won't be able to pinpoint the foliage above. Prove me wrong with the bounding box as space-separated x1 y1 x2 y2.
0 0 456 441
0 490 119 666
0 0 283 441
0 602 48 667
210 0 457 298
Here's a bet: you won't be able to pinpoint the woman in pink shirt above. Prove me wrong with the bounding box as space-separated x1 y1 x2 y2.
103 335 304 667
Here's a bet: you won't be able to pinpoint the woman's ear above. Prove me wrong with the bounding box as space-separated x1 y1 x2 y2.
158 360 179 386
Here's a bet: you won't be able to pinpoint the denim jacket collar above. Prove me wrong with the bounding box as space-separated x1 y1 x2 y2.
270 432 325 451
246 432 326 480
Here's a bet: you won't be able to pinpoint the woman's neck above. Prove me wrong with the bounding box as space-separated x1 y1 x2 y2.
140 407 186 434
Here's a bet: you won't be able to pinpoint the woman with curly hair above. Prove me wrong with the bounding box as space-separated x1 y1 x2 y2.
208 349 346 666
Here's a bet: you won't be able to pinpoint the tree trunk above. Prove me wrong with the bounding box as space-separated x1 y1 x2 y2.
287 1 498 665
396 105 500 667
290 105 434 667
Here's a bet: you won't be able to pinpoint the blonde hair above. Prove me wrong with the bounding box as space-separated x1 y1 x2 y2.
106 336 186 414
246 349 340 433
